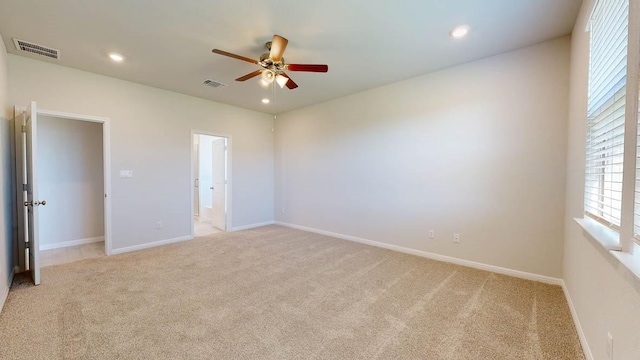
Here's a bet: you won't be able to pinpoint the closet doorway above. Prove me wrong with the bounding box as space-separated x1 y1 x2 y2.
191 131 230 236
14 102 111 285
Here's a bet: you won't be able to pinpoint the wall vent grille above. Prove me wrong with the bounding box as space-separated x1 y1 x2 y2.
13 38 59 60
203 79 227 88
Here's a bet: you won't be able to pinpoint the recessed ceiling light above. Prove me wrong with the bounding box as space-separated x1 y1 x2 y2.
450 26 470 39
262 98 270 104
108 53 124 62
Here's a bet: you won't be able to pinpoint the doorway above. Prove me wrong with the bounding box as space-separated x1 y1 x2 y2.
37 116 106 267
191 132 229 236
14 102 111 285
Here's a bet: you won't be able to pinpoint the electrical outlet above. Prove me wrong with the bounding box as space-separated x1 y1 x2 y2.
453 233 460 243
156 221 163 229
607 332 613 359
428 230 435 239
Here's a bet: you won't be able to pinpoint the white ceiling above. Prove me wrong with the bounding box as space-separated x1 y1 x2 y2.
0 0 581 114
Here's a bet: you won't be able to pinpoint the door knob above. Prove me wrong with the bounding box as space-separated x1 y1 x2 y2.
37 200 46 206
23 200 32 207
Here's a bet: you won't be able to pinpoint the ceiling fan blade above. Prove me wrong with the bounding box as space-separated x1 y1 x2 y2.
212 49 258 64
235 70 263 81
280 72 299 89
269 35 288 62
286 64 328 72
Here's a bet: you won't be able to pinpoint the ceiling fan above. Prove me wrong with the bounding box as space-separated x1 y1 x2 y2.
212 35 328 90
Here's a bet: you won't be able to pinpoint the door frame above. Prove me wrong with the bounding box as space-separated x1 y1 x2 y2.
14 106 113 260
190 130 231 235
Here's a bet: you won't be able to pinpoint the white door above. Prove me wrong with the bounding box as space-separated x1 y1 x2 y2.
23 101 43 285
193 142 200 217
211 138 226 230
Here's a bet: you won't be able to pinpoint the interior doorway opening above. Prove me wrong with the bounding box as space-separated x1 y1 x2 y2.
37 116 106 266
192 132 229 236
14 102 111 285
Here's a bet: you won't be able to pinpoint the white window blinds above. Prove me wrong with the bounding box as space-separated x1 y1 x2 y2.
584 0 628 228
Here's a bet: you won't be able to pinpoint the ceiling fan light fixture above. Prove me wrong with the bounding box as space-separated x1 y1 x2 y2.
259 79 271 89
261 69 275 83
275 74 289 88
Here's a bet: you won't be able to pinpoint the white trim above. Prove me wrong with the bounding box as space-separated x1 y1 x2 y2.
0 286 8 314
102 120 112 256
625 0 640 253
190 130 232 237
0 267 15 314
231 221 275 232
274 221 563 285
110 235 193 255
40 236 104 251
585 0 600 31
36 109 108 123
562 282 594 360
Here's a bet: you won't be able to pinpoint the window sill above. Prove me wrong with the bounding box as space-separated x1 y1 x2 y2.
574 217 640 282
610 250 640 281
574 217 622 251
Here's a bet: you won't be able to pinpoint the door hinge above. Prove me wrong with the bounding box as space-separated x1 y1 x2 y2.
22 184 28 191
21 125 26 133
25 242 30 249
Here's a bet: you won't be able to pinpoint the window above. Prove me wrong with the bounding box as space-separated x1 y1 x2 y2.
584 0 628 230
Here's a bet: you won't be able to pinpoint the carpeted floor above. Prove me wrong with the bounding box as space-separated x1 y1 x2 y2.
0 225 584 359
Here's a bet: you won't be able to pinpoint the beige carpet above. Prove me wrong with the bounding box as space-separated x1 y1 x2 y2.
0 225 584 359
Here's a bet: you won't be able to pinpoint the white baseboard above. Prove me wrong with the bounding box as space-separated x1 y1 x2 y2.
562 282 593 360
40 236 104 251
231 221 275 232
0 285 8 315
0 266 15 314
111 235 193 255
274 221 563 285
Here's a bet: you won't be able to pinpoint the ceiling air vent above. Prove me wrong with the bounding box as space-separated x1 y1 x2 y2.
13 38 59 60
203 79 227 89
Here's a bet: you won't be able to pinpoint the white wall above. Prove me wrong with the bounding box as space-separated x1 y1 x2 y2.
38 116 104 247
275 37 570 278
563 1 640 359
0 32 14 309
8 55 274 251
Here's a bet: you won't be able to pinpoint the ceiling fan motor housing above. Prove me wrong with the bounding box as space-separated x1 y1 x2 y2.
260 53 285 70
